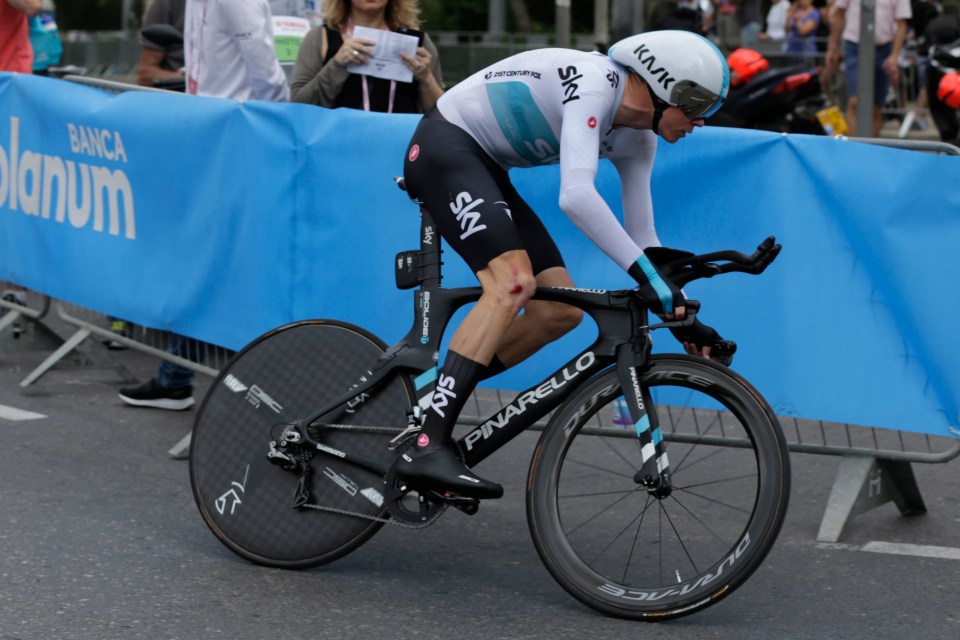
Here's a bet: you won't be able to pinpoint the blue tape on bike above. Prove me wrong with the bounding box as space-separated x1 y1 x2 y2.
634 413 651 438
414 367 437 390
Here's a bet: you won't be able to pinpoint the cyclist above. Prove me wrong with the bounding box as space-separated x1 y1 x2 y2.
398 30 731 500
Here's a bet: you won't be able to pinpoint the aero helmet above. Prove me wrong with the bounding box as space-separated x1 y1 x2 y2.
608 30 730 120
938 71 960 110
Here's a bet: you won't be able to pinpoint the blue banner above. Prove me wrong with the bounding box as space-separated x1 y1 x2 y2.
1 72 958 438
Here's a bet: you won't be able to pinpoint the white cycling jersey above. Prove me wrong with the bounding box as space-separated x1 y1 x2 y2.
436 48 662 272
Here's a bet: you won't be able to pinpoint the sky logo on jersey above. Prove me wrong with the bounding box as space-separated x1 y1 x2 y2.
486 82 560 166
557 65 583 104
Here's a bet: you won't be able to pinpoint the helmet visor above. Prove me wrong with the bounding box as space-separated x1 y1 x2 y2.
669 80 724 119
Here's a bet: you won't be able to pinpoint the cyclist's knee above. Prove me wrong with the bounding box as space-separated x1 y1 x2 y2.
481 252 537 313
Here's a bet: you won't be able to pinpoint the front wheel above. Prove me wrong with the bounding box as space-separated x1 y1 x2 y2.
190 320 414 569
527 355 790 620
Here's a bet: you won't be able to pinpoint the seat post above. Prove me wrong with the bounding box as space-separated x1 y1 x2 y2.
419 208 442 288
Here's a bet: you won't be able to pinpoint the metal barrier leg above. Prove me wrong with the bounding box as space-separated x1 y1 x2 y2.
168 433 191 460
816 455 927 543
18 327 138 387
1 314 72 352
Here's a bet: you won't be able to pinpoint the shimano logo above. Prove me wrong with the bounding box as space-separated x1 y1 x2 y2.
557 65 583 104
450 191 487 239
222 374 249 393
430 373 457 417
632 44 676 91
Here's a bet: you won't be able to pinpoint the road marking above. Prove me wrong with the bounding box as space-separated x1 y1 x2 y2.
860 541 960 561
0 404 46 421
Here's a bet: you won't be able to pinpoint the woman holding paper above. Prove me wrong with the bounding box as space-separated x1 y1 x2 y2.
290 0 444 113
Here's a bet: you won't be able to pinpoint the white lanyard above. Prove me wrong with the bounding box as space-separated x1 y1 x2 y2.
345 20 396 113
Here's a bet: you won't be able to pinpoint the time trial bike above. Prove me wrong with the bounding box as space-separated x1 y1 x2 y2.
189 181 790 620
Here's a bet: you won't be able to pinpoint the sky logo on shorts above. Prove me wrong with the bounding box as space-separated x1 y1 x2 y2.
450 191 488 239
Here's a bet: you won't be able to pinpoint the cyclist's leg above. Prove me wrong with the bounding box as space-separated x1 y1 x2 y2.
400 117 540 498
397 251 535 500
484 180 583 368
493 267 582 367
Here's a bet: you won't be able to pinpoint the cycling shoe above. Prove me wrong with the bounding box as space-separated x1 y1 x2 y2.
395 446 503 500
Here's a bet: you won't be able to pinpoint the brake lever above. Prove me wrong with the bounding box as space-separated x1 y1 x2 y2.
645 300 700 331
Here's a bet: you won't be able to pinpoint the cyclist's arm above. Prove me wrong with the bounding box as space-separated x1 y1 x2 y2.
221 0 290 102
608 130 661 251
557 93 646 271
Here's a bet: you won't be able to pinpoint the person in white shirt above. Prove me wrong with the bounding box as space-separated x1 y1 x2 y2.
185 0 290 101
760 0 790 42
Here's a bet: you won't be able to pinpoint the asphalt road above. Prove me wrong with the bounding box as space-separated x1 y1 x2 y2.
2 335 959 640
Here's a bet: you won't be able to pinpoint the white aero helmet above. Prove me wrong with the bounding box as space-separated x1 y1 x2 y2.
608 30 730 120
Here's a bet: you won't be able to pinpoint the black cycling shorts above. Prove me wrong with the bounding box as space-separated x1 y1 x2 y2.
402 115 565 276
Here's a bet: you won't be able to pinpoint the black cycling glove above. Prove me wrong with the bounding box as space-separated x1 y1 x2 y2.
628 254 685 316
670 319 737 366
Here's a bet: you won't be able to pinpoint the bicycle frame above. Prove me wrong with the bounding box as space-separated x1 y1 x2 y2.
292 206 672 487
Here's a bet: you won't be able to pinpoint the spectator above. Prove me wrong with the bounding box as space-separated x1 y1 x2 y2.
137 0 185 87
714 0 741 52
785 0 822 63
760 0 790 43
120 0 289 411
184 0 289 101
290 0 444 113
1 0 41 73
27 0 61 76
649 0 707 34
826 0 912 137
738 0 764 46
908 0 943 130
0 1 42 319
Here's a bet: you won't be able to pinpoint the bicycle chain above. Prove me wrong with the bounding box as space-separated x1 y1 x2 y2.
291 422 447 529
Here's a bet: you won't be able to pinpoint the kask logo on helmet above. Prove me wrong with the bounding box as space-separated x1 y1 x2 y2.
632 44 676 92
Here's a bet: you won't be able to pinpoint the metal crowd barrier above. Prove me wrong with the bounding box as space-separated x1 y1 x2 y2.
5 68 956 544
459 387 960 545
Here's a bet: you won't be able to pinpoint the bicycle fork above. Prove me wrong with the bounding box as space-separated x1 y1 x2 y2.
615 343 672 498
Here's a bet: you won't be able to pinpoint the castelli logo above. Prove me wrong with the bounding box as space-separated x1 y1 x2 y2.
587 116 597 129
408 144 420 161
417 433 430 447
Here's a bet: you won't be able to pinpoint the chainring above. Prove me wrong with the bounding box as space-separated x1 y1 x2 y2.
384 440 448 526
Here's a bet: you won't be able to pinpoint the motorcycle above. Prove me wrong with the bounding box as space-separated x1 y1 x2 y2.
709 49 839 135
927 37 960 144
140 24 186 93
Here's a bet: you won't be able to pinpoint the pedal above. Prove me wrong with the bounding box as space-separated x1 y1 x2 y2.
425 490 480 516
